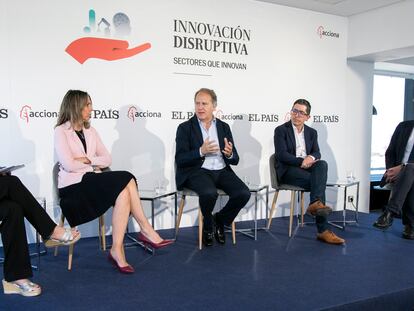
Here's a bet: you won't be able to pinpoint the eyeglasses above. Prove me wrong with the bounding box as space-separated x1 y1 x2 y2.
291 108 308 117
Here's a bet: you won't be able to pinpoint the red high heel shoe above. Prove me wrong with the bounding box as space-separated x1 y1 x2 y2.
137 233 174 249
107 252 135 274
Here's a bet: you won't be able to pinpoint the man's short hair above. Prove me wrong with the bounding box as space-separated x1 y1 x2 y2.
194 88 217 107
292 98 311 115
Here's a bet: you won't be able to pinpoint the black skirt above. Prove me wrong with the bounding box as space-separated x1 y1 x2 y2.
59 170 136 227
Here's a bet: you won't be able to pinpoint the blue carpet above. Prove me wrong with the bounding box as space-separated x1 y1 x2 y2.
1 212 414 311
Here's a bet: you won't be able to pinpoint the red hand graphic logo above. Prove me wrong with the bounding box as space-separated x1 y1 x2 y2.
65 37 151 64
128 106 137 122
20 105 31 123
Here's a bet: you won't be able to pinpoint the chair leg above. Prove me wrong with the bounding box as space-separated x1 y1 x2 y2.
175 195 186 238
198 208 203 250
231 222 236 245
99 215 106 251
54 214 65 257
300 192 305 227
289 191 295 237
98 216 102 250
54 213 76 270
68 244 74 271
267 191 279 229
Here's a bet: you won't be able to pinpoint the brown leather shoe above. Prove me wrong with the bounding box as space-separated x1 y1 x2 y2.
307 200 332 216
317 230 345 245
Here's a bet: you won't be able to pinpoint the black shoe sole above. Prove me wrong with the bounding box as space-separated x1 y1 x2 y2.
315 207 332 217
402 233 414 240
307 207 332 217
213 213 225 244
214 235 225 245
203 231 214 247
373 223 392 230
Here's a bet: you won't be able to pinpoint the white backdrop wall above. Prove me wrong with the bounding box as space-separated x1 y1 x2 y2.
0 0 367 241
345 60 374 215
348 0 414 59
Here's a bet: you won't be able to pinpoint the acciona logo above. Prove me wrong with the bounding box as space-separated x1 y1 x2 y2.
127 106 161 122
19 105 58 123
215 109 243 121
317 26 339 39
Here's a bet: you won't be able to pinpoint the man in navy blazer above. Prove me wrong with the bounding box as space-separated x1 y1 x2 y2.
175 88 250 246
274 99 345 244
373 120 414 239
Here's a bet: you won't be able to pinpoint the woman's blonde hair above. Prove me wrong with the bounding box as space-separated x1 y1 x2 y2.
56 90 91 129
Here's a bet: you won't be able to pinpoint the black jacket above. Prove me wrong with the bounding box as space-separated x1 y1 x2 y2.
385 120 414 168
274 121 321 179
175 116 239 190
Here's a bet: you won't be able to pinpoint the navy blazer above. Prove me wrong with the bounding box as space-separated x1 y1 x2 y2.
273 121 321 179
175 116 239 190
385 120 414 168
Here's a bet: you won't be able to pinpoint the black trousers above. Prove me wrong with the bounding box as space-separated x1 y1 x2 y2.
183 167 251 231
0 175 55 281
386 163 414 226
280 160 329 233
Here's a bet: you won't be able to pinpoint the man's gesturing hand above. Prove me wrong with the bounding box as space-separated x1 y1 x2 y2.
385 164 403 183
222 137 233 158
200 138 220 156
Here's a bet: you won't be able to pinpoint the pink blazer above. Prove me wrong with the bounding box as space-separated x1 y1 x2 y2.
54 121 112 188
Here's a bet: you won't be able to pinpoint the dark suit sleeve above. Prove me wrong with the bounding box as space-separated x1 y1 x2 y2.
222 123 239 166
385 122 403 169
175 123 203 168
308 130 321 160
274 126 303 167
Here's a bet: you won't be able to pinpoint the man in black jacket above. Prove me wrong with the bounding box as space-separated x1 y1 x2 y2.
175 88 250 246
373 120 414 239
274 99 344 244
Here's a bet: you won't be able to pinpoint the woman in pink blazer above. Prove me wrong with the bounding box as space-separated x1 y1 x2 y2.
54 90 172 274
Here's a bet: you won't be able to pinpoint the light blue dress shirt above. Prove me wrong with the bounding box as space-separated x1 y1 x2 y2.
198 118 226 170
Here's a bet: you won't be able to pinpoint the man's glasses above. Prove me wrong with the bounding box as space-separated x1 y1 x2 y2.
291 108 308 117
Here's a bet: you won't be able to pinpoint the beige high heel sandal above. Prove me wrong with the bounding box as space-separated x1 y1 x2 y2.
2 279 42 297
44 227 81 248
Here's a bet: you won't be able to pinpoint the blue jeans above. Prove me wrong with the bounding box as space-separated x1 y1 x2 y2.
280 160 328 233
